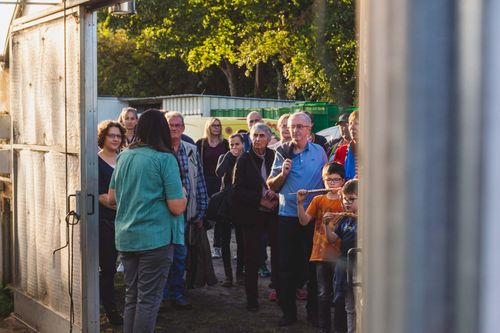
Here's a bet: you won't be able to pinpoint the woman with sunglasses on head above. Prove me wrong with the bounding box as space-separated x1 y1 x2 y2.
118 107 139 146
196 118 229 259
97 120 126 325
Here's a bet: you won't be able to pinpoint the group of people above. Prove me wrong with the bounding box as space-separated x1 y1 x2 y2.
96 106 360 333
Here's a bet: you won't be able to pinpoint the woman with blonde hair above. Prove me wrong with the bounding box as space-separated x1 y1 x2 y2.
118 107 138 145
196 117 229 258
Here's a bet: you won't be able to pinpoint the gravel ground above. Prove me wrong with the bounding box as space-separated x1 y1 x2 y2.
101 228 316 333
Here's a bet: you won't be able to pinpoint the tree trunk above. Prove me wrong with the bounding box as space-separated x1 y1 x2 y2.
219 60 237 96
253 63 262 97
273 59 286 99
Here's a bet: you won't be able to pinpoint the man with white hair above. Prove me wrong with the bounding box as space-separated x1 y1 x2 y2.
242 111 263 151
267 112 327 327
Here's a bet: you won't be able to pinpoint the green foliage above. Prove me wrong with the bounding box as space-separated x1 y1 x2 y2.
97 0 357 103
0 284 12 318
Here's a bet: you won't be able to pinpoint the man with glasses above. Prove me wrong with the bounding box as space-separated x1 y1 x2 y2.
163 111 211 310
267 112 328 327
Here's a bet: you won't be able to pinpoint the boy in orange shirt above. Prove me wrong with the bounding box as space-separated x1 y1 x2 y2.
297 162 345 333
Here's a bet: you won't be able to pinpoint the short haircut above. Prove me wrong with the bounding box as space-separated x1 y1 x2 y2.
203 117 224 142
164 111 184 125
97 120 126 149
289 112 312 126
322 161 345 179
250 122 273 141
246 111 262 121
302 111 314 124
229 133 244 143
118 107 138 125
342 179 358 196
349 110 359 123
277 114 290 127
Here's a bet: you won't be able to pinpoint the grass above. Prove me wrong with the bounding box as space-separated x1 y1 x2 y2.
0 284 13 318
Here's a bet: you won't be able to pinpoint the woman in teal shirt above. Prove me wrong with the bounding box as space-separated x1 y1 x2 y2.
108 109 187 333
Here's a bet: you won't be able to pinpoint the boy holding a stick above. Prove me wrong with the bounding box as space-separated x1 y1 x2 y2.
296 162 346 333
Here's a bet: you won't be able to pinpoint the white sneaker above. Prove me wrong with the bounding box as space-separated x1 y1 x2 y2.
117 262 124 272
212 247 222 259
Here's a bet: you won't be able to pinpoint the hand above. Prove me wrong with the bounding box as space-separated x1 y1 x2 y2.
323 212 337 225
282 158 292 176
297 189 307 204
265 189 278 201
194 219 203 229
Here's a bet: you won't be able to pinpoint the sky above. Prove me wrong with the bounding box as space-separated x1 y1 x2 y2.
0 6 15 56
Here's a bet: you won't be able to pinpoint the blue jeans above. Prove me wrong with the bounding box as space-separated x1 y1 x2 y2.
164 243 187 300
121 245 173 333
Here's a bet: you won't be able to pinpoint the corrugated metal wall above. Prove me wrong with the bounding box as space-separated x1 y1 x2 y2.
10 10 82 329
161 94 298 116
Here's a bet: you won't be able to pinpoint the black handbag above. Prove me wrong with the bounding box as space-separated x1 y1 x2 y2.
204 188 233 229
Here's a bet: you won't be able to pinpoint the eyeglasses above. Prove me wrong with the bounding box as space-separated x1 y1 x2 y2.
323 177 343 183
289 124 310 130
169 123 184 129
343 196 358 204
211 124 221 128
106 134 122 139
249 119 261 124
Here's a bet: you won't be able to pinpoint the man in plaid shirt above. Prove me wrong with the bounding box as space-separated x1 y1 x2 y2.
164 111 208 310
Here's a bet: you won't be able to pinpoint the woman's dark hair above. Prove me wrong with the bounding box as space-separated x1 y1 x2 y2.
229 133 244 143
131 109 173 153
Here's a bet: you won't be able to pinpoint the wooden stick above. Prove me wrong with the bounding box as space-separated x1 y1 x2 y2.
288 188 335 195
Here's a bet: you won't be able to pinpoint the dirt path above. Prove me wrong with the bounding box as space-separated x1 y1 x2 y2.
1 229 317 332
103 229 316 333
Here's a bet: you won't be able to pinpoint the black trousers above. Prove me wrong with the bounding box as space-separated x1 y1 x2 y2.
99 218 118 314
205 175 222 248
278 216 315 320
220 220 245 279
241 212 278 305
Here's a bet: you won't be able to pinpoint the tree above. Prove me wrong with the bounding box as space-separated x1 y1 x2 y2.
98 0 357 104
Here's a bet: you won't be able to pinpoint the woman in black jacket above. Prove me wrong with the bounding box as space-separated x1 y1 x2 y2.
232 123 279 312
215 133 245 287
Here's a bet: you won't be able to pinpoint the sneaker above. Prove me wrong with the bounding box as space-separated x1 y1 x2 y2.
212 247 222 259
258 264 271 278
221 278 233 287
116 262 124 273
278 316 297 327
106 310 123 325
268 289 277 302
296 288 308 300
170 296 192 310
246 301 259 312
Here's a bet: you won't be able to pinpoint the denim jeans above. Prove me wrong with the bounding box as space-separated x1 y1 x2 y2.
316 261 335 332
121 245 173 333
345 287 356 333
164 243 187 300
